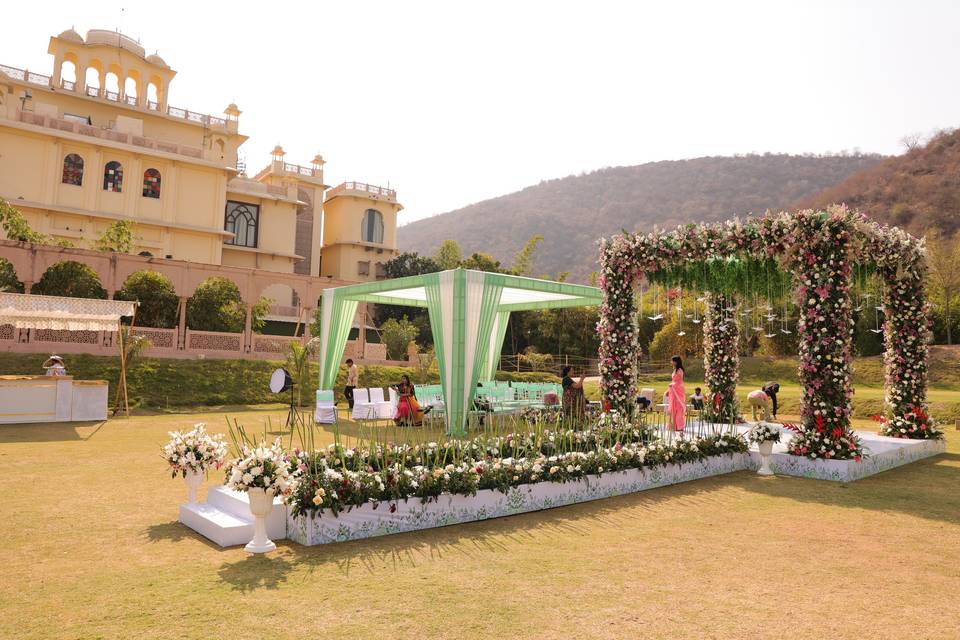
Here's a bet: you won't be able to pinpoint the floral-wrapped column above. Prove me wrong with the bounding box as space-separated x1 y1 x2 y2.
598 238 638 414
702 293 739 423
788 212 862 460
879 269 939 438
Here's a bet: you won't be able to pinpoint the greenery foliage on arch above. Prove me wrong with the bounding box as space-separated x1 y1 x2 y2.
598 206 940 461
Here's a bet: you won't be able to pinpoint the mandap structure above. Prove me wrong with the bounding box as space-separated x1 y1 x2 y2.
315 268 602 434
598 206 939 460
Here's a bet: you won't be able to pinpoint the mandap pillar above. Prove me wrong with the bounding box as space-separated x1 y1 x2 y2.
317 289 358 390
793 212 857 453
423 270 503 436
702 293 740 423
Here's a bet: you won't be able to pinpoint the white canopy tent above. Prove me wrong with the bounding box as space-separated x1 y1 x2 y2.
0 292 138 415
316 269 602 435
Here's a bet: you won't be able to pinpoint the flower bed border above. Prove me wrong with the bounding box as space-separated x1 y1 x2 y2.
286 453 751 546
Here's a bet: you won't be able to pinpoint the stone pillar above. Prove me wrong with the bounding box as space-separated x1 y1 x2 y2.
302 306 313 342
243 303 253 353
177 296 188 350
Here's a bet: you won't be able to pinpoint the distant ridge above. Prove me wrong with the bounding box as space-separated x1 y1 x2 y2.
797 128 960 237
398 154 882 282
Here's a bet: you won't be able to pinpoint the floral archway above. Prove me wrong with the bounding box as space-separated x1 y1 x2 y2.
598 206 940 460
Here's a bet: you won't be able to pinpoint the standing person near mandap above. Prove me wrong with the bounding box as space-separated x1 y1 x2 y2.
666 355 686 432
42 355 67 376
561 365 586 425
344 358 359 410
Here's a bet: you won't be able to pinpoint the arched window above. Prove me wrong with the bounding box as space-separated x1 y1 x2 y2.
62 154 84 186
224 200 259 248
361 209 384 244
103 161 123 192
142 168 161 198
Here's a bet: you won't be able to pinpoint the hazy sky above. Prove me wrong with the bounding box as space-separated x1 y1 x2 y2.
4 1 959 224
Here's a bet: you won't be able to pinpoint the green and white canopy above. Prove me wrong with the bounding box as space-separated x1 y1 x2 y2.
317 269 602 434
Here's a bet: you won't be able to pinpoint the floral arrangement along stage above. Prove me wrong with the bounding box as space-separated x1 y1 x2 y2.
747 422 781 445
225 438 295 496
285 417 748 519
162 423 228 477
597 206 940 458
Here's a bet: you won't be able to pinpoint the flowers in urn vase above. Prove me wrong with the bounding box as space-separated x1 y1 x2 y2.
162 423 227 478
225 438 294 497
747 422 781 445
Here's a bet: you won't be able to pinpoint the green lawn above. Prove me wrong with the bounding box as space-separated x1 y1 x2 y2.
1 409 959 639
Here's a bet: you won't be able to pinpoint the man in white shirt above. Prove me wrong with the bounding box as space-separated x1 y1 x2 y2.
345 359 359 409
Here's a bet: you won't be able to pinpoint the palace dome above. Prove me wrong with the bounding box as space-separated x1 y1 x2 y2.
146 53 169 68
57 28 84 43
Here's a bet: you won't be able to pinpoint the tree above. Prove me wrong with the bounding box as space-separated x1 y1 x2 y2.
1 198 47 244
433 240 463 270
383 252 440 279
286 337 320 407
380 316 419 360
926 230 960 344
460 252 503 272
0 258 24 293
186 277 271 333
116 271 179 328
511 234 543 276
94 220 137 253
0 198 72 247
32 261 107 299
648 318 702 362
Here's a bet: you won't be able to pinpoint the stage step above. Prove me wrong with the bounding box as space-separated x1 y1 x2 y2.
178 485 288 548
178 502 255 547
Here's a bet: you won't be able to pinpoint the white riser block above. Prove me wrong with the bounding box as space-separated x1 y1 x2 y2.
178 503 253 547
206 485 287 540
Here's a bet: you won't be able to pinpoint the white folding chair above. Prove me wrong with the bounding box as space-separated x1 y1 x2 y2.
351 388 375 421
369 387 394 419
314 389 338 424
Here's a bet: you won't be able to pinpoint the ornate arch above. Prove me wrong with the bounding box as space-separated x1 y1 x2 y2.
598 206 939 461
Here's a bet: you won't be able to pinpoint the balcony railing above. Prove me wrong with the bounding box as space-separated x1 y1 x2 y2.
18 110 204 159
327 181 397 201
284 162 314 177
0 62 228 129
252 161 321 182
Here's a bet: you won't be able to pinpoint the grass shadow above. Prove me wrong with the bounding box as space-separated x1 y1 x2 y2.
0 420 107 443
278 472 735 577
739 451 960 525
217 553 294 592
144 520 222 550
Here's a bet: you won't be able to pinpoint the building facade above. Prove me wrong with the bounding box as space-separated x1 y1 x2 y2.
0 28 402 308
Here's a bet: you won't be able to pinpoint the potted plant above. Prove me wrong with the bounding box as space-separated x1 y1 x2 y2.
748 422 781 476
225 438 294 553
162 424 227 503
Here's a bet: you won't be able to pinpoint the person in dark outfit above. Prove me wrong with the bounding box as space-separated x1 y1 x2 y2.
761 382 780 418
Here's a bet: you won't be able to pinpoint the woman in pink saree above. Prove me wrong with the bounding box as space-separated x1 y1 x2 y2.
667 355 686 432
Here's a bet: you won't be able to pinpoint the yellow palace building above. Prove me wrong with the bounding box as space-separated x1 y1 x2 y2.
0 28 403 305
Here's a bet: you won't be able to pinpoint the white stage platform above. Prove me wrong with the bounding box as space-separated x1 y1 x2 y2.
178 427 944 548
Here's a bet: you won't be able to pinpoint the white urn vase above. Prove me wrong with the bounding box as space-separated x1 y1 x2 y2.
184 468 204 503
757 440 775 476
245 487 277 554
